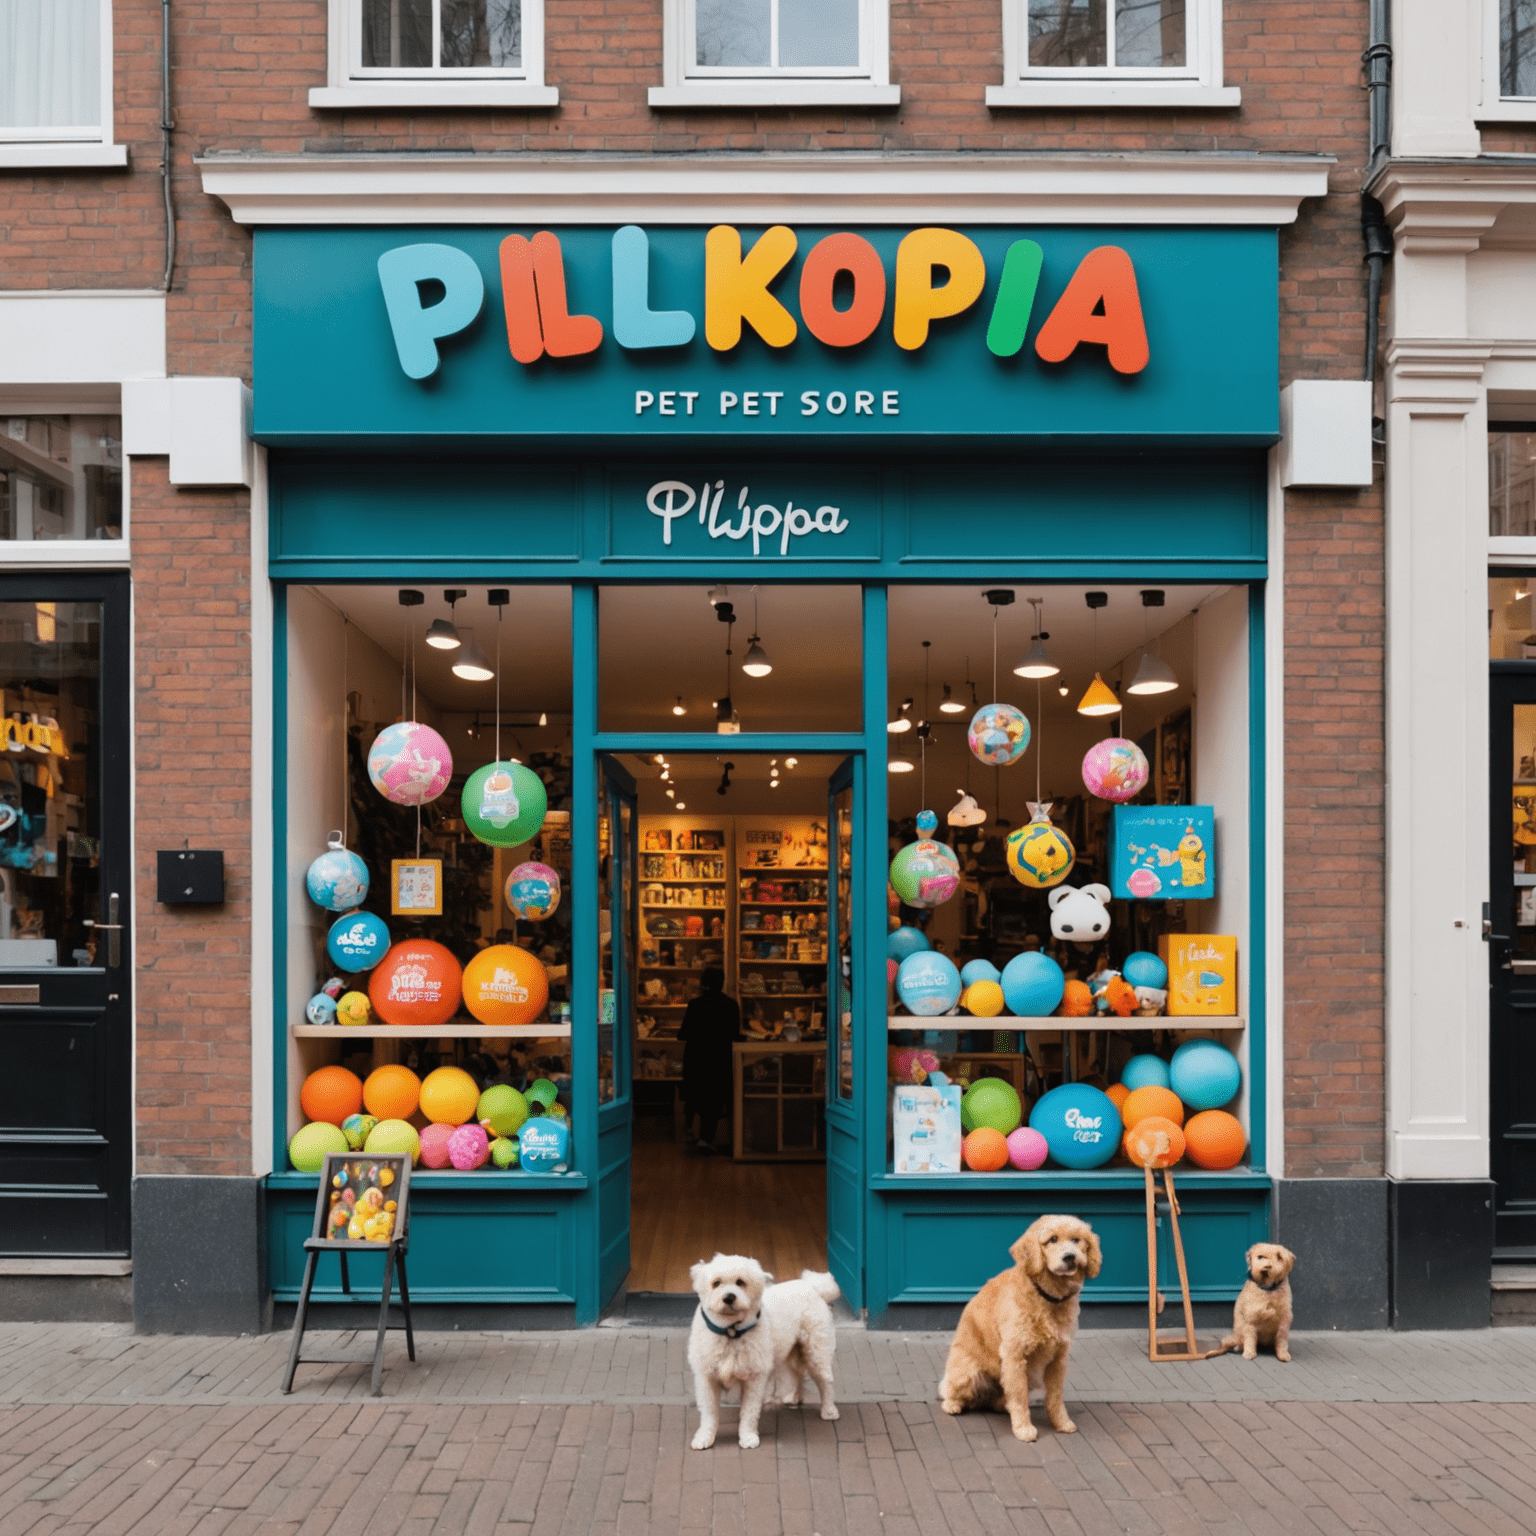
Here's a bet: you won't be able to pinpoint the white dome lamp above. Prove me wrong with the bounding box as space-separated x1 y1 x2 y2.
1127 589 1180 696
1014 598 1060 680
425 589 465 650
452 628 495 682
741 586 773 678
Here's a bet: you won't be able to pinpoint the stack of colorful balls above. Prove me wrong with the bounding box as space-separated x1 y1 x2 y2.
959 1077 1049 1172
288 1062 571 1174
1110 1041 1247 1170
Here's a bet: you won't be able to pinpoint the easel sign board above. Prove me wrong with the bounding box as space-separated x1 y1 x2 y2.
310 1153 412 1247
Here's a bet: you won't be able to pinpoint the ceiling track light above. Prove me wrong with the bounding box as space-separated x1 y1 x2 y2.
1076 591 1119 717
939 683 966 714
1127 588 1180 696
451 627 495 681
1014 597 1060 679
424 588 466 650
672 696 687 716
741 585 773 677
887 697 915 734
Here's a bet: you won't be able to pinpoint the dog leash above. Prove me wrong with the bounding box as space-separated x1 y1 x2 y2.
699 1309 760 1340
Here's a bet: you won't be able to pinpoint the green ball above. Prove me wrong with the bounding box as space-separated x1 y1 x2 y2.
526 1077 559 1110
478 1084 529 1138
289 1121 348 1173
365 1118 422 1165
960 1096 976 1134
461 761 548 848
490 1136 520 1169
962 1077 1023 1136
340 1113 377 1151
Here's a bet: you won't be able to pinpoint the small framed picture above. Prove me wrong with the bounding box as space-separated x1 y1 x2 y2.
391 858 443 915
312 1153 411 1246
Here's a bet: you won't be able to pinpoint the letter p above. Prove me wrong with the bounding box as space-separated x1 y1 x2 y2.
378 244 486 380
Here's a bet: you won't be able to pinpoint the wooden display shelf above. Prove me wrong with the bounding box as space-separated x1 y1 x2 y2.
739 955 825 964
648 877 727 884
743 992 825 1000
642 904 723 913
886 1015 1245 1033
293 1023 573 1039
740 900 824 907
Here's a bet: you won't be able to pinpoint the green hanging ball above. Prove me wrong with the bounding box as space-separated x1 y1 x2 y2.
461 761 548 848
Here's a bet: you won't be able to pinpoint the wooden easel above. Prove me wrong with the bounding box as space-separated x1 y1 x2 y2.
1144 1163 1222 1362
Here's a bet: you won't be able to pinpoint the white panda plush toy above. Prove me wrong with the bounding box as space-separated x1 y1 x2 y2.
1048 882 1112 943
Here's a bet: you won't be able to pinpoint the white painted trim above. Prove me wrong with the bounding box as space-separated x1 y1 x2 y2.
196 152 1334 227
249 446 273 1179
0 142 128 168
1490 536 1536 564
126 449 136 1188
0 544 129 568
1265 446 1285 1180
0 291 165 389
650 82 901 108
987 83 1239 108
0 0 127 167
0 1258 131 1276
1472 0 1536 122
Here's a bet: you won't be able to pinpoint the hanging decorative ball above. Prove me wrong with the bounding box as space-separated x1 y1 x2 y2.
889 812 962 908
1005 802 1076 890
462 760 548 847
306 834 370 912
326 910 390 972
967 702 1031 766
367 721 453 805
504 861 561 920
1081 737 1150 803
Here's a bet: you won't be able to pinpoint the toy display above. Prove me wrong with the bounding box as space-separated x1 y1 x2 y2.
336 990 371 1027
478 1083 529 1137
1081 737 1150 803
962 1077 1022 1135
1161 934 1237 1016
1006 1126 1049 1170
462 943 549 1027
1060 980 1093 1017
363 1063 421 1121
518 1115 570 1173
962 1126 1010 1171
888 925 931 962
369 939 463 1028
1182 1109 1247 1169
306 838 370 912
1111 805 1215 900
327 910 390 972
896 950 962 1016
299 1065 364 1126
1029 1083 1121 1169
419 1122 456 1169
1048 883 1112 943
289 1120 349 1172
967 702 1030 766
462 760 548 847
1120 1084 1185 1129
962 978 1005 1017
1006 803 1076 890
1122 1053 1171 1091
306 992 338 1025
1169 1038 1242 1109
490 1136 520 1169
505 860 561 919
892 1082 963 1173
341 1113 378 1150
889 811 961 908
1124 1116 1186 1168
419 1065 481 1125
1000 950 1065 1016
367 720 454 806
364 1117 422 1164
448 1123 490 1170
1088 969 1138 1017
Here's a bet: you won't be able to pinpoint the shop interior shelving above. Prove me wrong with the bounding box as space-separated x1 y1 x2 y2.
293 1023 573 1039
886 1016 1246 1032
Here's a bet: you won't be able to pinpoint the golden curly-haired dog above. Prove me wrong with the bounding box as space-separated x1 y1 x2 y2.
1218 1242 1296 1361
939 1214 1102 1442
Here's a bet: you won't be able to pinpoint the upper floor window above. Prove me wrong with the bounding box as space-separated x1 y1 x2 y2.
988 0 1238 108
1 416 122 544
0 0 126 167
311 0 556 107
650 0 899 107
1503 0 1536 96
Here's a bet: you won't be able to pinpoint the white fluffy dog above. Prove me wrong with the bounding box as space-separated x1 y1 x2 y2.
687 1253 841 1450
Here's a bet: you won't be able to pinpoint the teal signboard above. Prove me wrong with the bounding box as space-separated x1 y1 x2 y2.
252 226 1278 444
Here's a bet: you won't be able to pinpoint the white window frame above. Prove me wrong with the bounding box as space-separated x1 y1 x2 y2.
310 0 557 109
0 0 127 169
987 0 1238 109
649 0 899 108
1478 0 1536 121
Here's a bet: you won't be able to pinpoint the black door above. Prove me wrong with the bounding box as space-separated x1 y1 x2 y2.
0 575 131 1255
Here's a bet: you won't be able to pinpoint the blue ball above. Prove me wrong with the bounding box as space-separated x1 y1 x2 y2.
326 910 390 972
888 926 932 963
1121 1053 1171 1091
960 958 1001 987
1121 951 1169 991
896 951 962 1017
1169 1039 1242 1111
305 992 337 1025
306 846 370 912
1000 951 1065 1017
1029 1083 1122 1169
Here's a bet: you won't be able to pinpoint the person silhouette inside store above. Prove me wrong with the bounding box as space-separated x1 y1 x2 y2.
680 966 741 1154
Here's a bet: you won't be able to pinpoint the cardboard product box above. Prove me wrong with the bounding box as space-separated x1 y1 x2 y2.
891 1084 963 1174
1110 805 1215 901
1158 934 1238 1016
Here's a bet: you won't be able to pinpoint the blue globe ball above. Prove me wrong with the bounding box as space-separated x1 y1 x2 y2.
1000 951 1065 1018
1121 951 1169 991
1169 1039 1242 1111
305 992 337 1026
1029 1083 1122 1169
960 958 1001 987
896 951 962 1017
888 926 932 963
326 910 390 973
1121 1052 1171 1091
306 846 369 912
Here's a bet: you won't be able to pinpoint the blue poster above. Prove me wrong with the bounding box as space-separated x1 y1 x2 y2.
1110 805 1215 901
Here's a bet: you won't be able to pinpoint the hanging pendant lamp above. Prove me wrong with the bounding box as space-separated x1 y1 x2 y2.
452 628 495 682
1127 590 1180 695
1014 598 1060 679
425 589 466 649
1076 592 1120 716
741 585 773 677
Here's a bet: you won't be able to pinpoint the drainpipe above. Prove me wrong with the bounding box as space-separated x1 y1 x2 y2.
161 0 176 292
1361 0 1393 445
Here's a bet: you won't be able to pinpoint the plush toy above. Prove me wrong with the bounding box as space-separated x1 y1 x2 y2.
1088 967 1137 1017
1047 882 1112 943
890 1046 941 1084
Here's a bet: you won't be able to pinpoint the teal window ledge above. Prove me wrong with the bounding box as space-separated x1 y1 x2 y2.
266 1170 589 1192
869 1168 1270 1192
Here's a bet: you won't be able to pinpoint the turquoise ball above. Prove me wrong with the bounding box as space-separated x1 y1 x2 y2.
326 910 390 972
1000 951 1065 1017
887 926 931 963
1121 1053 1171 1091
1122 951 1169 991
1169 1039 1241 1111
960 958 1001 987
896 951 962 1017
1029 1083 1122 1170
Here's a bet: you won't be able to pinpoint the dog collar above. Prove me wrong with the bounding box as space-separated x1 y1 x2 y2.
1033 1279 1073 1304
1251 1278 1286 1292
700 1308 760 1340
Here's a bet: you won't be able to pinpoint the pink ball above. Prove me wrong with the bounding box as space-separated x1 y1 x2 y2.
447 1122 490 1171
1006 1127 1049 1171
887 958 899 984
418 1122 455 1169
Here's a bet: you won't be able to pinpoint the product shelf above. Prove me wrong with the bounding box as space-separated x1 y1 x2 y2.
641 904 722 912
887 1015 1245 1033
293 1023 574 1039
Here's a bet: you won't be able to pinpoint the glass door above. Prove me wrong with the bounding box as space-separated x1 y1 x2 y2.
0 575 131 1255
823 755 862 1303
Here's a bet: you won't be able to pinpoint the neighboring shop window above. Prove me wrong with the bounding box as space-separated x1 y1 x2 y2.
1504 0 1536 97
0 0 121 164
1489 574 1536 659
1490 430 1536 536
0 416 121 542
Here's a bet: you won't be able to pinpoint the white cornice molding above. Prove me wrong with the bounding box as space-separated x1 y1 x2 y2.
1369 158 1536 250
195 151 1334 227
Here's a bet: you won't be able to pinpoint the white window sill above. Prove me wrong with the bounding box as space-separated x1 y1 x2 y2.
649 81 901 108
1476 99 1536 123
986 82 1240 109
0 541 129 566
309 83 559 109
0 142 128 169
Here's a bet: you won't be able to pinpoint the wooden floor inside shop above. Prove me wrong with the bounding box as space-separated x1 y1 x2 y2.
627 1123 827 1294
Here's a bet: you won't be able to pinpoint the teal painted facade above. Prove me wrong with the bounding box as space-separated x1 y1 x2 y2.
257 224 1276 1324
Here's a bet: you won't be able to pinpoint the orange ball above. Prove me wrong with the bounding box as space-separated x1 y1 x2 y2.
418 1065 481 1126
1120 1085 1185 1130
299 1065 363 1126
1106 1082 1131 1110
1124 1115 1186 1168
1060 980 1093 1017
462 943 548 1027
363 1063 421 1122
1183 1109 1247 1170
963 1127 1010 1172
369 940 462 1028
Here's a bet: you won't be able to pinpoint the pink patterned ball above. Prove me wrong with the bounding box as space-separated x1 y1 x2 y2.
1081 738 1150 803
418 1122 455 1169
1006 1126 1050 1171
367 720 454 806
447 1123 490 1171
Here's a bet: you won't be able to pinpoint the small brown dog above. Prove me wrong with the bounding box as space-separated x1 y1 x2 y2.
1219 1242 1296 1361
939 1214 1101 1442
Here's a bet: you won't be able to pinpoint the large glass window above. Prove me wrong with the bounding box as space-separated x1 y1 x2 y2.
359 0 523 71
695 0 858 68
0 416 121 542
0 0 102 136
1504 0 1536 97
1490 430 1536 537
1027 0 1186 69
